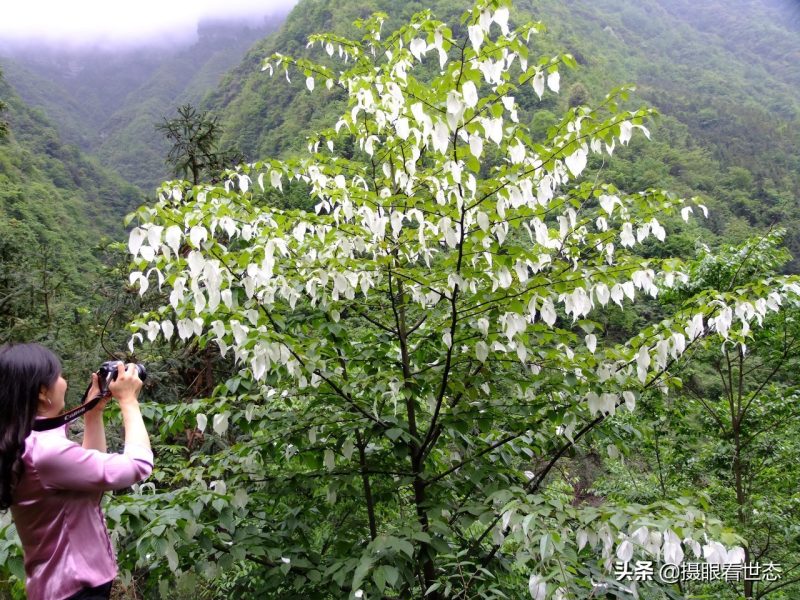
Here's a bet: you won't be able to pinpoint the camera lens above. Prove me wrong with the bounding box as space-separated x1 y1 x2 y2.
97 361 147 394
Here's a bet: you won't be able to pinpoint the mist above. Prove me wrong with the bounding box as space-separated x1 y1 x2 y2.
0 0 299 50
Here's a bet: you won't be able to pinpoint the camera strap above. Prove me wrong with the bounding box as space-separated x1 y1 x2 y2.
32 383 108 432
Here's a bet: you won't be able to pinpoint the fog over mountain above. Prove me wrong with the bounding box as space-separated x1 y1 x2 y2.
0 3 297 190
0 0 299 49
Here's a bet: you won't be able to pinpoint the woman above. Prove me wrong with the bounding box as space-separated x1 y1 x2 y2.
0 343 153 600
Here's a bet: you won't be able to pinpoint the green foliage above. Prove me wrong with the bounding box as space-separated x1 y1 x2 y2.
1 19 286 191
593 233 800 599
0 3 798 599
0 74 143 352
0 69 154 598
0 102 7 140
156 104 242 185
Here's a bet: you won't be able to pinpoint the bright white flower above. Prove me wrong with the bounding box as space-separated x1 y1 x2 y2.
663 530 684 565
540 298 556 326
585 334 597 353
468 24 484 52
565 148 587 177
617 539 634 563
128 227 146 257
636 346 651 382
727 546 745 564
212 413 229 435
623 391 636 411
409 37 426 61
532 71 545 99
703 541 728 564
528 574 546 600
462 81 478 108
619 120 633 145
547 71 560 93
620 222 635 247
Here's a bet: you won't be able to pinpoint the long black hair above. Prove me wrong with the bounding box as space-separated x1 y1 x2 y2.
0 343 61 509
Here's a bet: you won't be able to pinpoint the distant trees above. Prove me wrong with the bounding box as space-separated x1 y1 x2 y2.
0 105 7 140
156 104 242 185
0 218 36 341
0 70 9 139
155 105 246 402
684 306 800 600
592 232 800 599
660 233 800 600
567 82 590 108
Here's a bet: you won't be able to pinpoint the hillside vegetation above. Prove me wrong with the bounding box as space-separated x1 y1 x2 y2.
0 72 142 366
210 0 800 266
110 1 800 597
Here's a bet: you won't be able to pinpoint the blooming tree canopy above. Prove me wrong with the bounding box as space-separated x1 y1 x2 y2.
123 0 800 597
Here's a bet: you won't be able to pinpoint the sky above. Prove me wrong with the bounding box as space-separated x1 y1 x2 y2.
0 0 300 46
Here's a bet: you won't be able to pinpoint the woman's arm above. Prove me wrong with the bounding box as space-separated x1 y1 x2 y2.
37 363 153 492
35 438 153 492
82 373 109 452
82 412 107 452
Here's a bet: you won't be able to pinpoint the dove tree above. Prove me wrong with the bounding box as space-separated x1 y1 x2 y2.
122 0 800 597
601 233 800 600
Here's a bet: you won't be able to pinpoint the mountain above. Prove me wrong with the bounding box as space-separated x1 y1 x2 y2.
0 13 290 192
0 71 141 345
208 0 800 266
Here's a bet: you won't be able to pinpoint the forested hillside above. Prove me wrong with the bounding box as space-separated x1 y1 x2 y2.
0 14 288 191
210 0 800 265
0 71 142 367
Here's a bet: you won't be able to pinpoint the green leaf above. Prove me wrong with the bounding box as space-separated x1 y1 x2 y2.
383 565 400 587
393 538 415 559
425 582 441 596
385 428 404 441
373 566 387 592
352 557 373 589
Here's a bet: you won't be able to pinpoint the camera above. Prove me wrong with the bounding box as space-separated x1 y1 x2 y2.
97 360 147 395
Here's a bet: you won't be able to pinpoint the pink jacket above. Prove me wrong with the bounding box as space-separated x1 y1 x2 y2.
11 424 153 600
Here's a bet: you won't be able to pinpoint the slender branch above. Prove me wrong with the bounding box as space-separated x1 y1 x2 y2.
460 336 706 581
756 563 800 599
425 432 525 486
740 335 799 418
261 306 384 426
351 305 397 334
684 379 727 431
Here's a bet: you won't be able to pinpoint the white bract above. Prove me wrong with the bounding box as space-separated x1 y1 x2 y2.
528 574 546 600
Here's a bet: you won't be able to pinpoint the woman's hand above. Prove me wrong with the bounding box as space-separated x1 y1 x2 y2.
85 372 111 417
108 363 143 403
111 363 151 451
